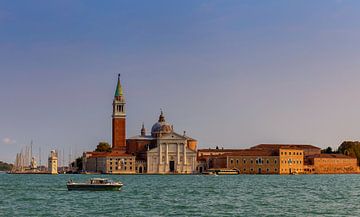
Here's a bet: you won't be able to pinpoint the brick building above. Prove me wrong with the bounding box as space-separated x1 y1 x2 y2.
83 75 197 174
83 75 135 174
304 154 358 174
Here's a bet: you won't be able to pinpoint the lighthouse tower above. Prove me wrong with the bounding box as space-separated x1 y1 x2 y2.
48 150 58 175
112 74 126 152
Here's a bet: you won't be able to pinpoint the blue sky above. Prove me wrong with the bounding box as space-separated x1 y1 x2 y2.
1 0 360 163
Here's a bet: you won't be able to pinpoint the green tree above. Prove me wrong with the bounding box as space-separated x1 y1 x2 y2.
338 141 360 165
95 142 112 152
0 161 13 171
321 146 334 154
71 157 83 171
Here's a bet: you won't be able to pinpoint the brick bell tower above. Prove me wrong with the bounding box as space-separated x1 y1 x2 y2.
112 74 126 152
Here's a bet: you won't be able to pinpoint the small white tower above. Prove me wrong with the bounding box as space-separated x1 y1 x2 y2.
30 157 37 170
48 150 58 174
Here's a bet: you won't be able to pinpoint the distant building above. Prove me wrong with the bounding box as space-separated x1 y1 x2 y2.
83 75 197 174
127 112 197 174
83 75 358 175
48 150 58 174
83 152 135 174
198 145 310 174
198 144 359 174
83 74 135 174
304 154 358 174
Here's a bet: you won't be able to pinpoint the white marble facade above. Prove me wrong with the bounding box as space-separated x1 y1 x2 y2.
146 132 197 174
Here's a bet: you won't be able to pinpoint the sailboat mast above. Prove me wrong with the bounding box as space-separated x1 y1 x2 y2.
30 140 33 165
39 147 41 169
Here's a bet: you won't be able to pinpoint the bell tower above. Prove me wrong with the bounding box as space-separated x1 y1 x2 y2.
112 74 126 152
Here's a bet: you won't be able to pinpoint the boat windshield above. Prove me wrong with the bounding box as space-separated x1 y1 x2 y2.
90 179 113 184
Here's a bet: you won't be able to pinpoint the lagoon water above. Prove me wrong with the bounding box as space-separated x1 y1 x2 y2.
1 174 360 216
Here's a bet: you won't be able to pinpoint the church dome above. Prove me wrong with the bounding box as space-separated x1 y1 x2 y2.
151 111 173 137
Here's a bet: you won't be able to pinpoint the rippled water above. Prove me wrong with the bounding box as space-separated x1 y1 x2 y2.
1 174 360 216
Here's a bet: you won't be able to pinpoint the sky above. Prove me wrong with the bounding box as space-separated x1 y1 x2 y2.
1 0 360 163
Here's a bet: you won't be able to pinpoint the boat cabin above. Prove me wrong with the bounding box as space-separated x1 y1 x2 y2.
90 178 113 184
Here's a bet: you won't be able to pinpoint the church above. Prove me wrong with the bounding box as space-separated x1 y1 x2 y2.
83 75 198 174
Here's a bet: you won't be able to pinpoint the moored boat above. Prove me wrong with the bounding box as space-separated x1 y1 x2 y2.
67 178 123 191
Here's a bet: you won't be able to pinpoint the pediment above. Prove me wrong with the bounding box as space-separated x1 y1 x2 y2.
159 132 187 140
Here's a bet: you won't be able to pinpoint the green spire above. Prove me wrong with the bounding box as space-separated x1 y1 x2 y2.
115 74 123 97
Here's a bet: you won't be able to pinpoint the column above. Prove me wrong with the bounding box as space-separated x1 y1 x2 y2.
146 152 150 174
158 143 162 173
184 143 187 165
159 143 162 164
192 156 195 173
165 143 169 172
177 143 180 164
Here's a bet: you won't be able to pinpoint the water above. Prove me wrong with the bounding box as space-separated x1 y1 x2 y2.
0 174 359 216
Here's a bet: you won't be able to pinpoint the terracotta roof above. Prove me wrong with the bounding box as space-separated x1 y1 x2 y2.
86 151 133 158
306 154 356 159
225 149 276 157
251 144 321 150
198 149 276 157
198 148 246 152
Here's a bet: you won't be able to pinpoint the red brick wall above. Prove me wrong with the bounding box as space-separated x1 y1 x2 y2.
127 140 148 154
209 157 227 169
313 158 358 174
112 118 126 151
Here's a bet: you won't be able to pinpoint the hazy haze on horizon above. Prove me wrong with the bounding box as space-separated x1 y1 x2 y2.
1 0 360 163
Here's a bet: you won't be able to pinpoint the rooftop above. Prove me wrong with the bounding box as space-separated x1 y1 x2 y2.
85 151 133 158
251 144 321 150
306 154 356 159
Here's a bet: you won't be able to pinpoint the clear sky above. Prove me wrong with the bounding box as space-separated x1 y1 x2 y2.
1 0 360 163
